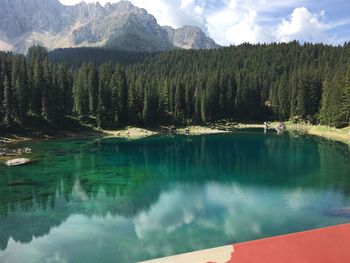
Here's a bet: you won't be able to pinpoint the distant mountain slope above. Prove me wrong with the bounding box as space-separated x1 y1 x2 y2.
0 0 218 53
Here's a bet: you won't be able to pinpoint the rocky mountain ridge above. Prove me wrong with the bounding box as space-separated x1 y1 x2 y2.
0 0 218 53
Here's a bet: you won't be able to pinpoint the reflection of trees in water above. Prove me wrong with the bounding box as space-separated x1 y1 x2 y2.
317 139 350 194
0 173 162 250
0 144 163 250
0 134 349 250
125 134 348 188
100 133 350 197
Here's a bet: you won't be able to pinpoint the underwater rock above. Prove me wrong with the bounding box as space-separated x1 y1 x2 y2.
8 179 38 187
325 207 350 218
5 158 32 167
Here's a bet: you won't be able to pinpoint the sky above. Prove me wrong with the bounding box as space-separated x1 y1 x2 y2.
58 0 350 46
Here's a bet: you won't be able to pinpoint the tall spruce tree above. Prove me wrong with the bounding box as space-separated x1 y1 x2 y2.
142 86 153 125
87 63 99 116
2 76 13 127
340 66 350 126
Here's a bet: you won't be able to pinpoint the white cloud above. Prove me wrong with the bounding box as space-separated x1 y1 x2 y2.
206 0 276 45
131 0 206 29
205 0 346 45
180 0 194 10
59 0 107 5
276 7 350 44
207 9 272 45
0 39 13 51
276 7 328 43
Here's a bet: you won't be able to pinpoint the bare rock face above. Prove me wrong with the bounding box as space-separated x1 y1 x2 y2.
0 0 218 53
163 25 219 50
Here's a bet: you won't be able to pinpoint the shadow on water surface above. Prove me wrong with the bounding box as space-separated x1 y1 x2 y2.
0 133 350 262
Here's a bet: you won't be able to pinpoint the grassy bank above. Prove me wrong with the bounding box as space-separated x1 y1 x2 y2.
2 121 350 145
235 122 350 145
102 125 229 139
283 123 350 145
241 122 350 145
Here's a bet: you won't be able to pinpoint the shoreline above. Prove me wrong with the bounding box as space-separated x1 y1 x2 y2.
103 123 350 146
102 125 229 139
284 123 350 145
1 122 349 146
1 123 349 164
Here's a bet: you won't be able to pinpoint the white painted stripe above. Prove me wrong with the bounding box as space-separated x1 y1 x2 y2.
139 245 234 263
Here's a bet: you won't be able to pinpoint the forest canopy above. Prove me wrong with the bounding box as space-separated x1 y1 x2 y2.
1 42 350 130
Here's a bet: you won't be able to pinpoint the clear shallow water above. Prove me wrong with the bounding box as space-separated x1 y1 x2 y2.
0 131 350 263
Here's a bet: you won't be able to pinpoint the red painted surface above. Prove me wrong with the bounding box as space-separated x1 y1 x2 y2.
141 224 350 262
228 224 350 263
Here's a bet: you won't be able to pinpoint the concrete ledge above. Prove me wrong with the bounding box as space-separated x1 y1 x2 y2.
140 223 350 263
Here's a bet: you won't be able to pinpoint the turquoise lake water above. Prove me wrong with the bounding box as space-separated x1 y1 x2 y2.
0 131 350 262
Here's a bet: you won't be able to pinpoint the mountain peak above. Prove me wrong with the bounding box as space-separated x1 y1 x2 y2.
164 25 219 50
0 0 218 53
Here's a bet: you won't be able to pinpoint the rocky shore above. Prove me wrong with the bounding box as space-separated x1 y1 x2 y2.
0 137 33 166
0 146 32 157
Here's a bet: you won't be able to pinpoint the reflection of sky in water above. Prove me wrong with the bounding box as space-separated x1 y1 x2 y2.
0 133 350 262
1 181 349 263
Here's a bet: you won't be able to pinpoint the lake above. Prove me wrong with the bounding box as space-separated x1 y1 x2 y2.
0 131 350 263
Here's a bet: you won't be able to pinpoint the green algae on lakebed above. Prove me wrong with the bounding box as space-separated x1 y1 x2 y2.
0 131 350 263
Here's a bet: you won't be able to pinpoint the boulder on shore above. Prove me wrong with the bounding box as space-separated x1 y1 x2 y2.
0 147 32 157
5 158 32 167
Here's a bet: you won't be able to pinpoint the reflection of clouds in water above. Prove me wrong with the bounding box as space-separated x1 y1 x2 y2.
134 182 330 243
133 182 259 241
1 214 131 263
206 183 264 237
47 252 68 263
285 187 307 211
0 182 345 263
2 237 47 263
134 188 204 238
